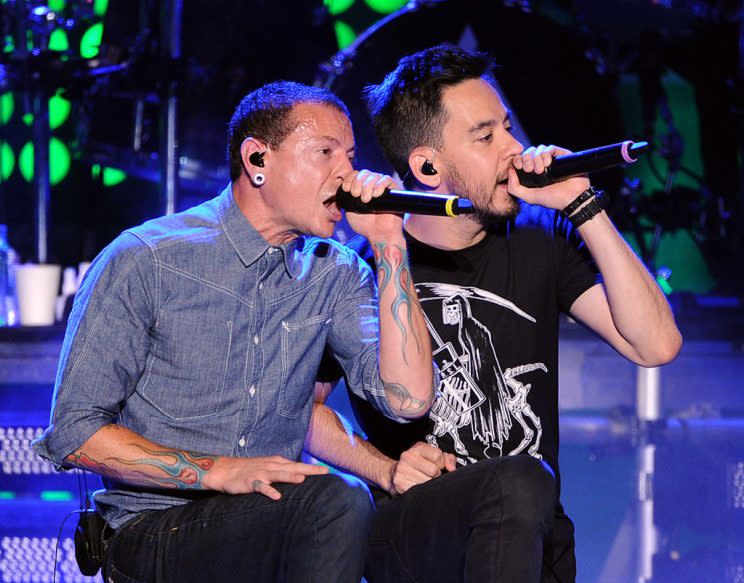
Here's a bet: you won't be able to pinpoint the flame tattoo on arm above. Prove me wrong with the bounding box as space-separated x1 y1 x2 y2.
67 440 216 490
372 242 423 363
371 241 432 415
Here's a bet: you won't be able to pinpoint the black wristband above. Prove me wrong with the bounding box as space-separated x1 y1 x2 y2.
560 186 598 218
569 190 609 227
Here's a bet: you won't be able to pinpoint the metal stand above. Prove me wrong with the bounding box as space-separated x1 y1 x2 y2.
159 0 182 216
9 0 52 263
636 365 661 583
31 91 51 264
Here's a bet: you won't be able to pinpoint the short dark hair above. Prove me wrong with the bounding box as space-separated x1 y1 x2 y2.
227 81 350 181
363 44 496 186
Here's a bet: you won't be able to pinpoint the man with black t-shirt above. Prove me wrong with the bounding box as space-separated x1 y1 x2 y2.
306 44 682 582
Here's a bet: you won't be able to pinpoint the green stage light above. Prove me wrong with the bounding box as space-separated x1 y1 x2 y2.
325 0 355 15
48 0 65 11
40 490 74 501
19 138 72 185
49 92 71 129
48 28 69 52
51 139 71 184
1 142 15 181
103 166 127 186
334 20 357 50
94 0 109 17
80 22 104 58
0 92 12 124
656 275 673 296
365 0 407 14
19 93 71 128
19 143 31 180
92 164 127 186
0 491 16 500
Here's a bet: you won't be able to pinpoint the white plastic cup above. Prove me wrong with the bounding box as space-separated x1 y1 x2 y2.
14 264 62 326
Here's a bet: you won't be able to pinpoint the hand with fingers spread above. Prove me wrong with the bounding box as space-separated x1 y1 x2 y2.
388 442 457 495
507 144 591 211
204 455 329 500
342 169 404 242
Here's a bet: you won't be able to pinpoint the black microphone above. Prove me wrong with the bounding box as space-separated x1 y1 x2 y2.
335 187 474 217
516 140 649 188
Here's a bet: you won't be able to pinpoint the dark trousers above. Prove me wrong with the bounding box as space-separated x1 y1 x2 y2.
365 455 575 583
103 474 374 583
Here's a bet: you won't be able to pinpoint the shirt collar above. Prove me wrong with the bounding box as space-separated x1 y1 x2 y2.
218 185 303 278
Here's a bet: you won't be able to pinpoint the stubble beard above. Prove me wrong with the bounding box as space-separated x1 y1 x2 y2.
446 161 520 225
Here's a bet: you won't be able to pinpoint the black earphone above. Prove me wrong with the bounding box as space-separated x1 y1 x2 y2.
249 152 265 167
421 160 437 176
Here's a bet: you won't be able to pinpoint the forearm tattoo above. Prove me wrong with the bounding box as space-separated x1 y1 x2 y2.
372 242 422 361
67 442 215 490
383 379 432 416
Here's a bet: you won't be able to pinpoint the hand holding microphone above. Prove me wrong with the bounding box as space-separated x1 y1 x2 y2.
508 140 647 212
337 140 647 217
513 140 648 188
339 169 411 243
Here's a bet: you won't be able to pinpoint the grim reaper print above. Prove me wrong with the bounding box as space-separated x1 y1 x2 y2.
416 282 546 465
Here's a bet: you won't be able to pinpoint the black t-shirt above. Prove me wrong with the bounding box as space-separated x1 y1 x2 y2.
326 204 599 486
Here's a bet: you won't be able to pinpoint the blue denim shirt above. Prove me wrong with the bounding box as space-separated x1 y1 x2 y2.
33 186 406 528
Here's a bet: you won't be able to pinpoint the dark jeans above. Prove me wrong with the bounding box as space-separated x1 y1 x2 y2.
541 502 576 583
103 474 374 583
366 455 574 583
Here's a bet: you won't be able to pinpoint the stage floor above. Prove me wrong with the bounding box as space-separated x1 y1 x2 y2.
1 295 743 582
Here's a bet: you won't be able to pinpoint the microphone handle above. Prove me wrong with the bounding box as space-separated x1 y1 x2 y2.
335 188 474 216
516 140 649 188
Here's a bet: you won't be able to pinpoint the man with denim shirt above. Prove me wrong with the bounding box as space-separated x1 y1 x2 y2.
33 81 436 582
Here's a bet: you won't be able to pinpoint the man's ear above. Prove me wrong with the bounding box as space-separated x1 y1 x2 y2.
408 147 441 189
240 137 268 176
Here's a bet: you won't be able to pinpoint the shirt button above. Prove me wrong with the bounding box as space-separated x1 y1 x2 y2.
267 247 275 255
249 385 256 397
238 436 246 447
253 335 259 345
258 282 263 290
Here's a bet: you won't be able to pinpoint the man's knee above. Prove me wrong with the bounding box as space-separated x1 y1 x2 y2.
309 473 375 531
503 456 556 529
475 456 556 531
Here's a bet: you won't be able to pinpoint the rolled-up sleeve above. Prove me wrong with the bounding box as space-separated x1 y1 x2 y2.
32 232 157 469
326 252 438 423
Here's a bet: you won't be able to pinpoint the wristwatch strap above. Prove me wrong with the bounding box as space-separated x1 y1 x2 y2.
560 186 598 218
569 190 609 227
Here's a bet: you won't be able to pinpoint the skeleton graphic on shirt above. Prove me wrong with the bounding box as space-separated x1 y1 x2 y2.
416 283 547 463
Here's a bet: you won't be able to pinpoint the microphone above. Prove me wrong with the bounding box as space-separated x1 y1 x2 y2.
515 140 649 188
335 187 474 217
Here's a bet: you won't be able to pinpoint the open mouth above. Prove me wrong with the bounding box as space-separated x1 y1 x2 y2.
322 194 342 222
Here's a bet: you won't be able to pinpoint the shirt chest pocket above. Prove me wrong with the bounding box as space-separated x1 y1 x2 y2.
278 315 331 419
140 316 233 420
